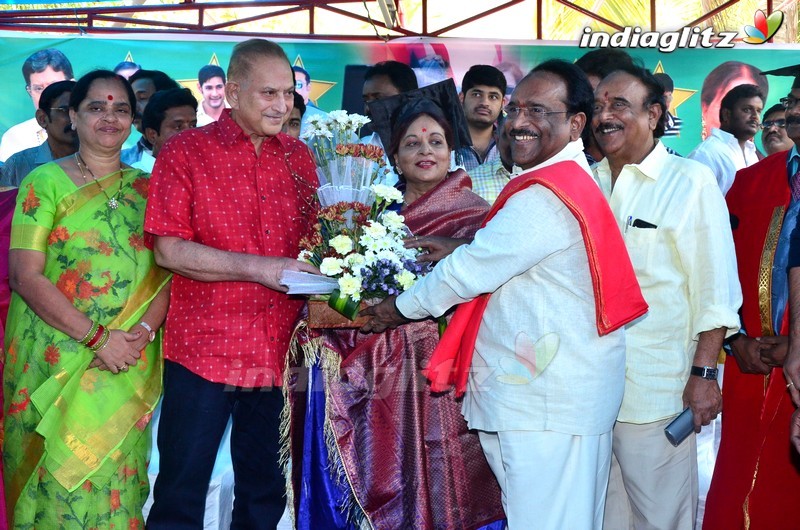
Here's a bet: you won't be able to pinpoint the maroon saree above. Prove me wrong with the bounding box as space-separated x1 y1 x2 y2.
284 170 504 529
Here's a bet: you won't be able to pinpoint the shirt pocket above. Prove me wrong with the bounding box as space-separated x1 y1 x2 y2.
624 225 658 273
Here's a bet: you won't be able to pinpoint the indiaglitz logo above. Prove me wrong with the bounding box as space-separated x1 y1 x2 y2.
742 9 784 44
579 9 785 52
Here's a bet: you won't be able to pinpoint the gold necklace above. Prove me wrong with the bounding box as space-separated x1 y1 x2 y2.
74 152 123 210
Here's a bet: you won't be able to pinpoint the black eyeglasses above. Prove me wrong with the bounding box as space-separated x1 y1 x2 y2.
761 119 786 129
780 97 799 110
503 105 570 121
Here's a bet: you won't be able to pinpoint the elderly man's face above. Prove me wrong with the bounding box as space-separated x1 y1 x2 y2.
228 56 294 139
504 71 583 170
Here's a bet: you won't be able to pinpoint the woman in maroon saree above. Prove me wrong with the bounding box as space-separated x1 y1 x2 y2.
284 100 504 530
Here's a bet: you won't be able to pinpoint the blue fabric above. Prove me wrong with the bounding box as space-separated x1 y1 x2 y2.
299 362 507 530
298 363 358 530
774 148 800 331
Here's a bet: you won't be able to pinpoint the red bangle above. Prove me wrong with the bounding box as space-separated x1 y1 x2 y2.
85 324 106 348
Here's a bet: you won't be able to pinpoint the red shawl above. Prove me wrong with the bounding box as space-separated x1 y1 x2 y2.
423 160 648 396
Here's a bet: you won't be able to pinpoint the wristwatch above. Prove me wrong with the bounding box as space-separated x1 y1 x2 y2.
690 365 719 380
139 321 156 343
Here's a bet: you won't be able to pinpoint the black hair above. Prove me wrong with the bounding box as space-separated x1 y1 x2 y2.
574 49 635 81
113 61 140 74
600 64 668 138
763 103 786 119
293 92 306 117
528 59 594 125
198 64 226 85
719 84 765 121
653 72 674 93
364 61 418 94
142 88 198 134
39 80 76 117
69 70 136 114
128 69 180 92
292 65 310 85
22 48 73 85
461 65 507 95
387 99 454 160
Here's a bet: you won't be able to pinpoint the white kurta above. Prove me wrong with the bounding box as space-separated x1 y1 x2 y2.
396 139 626 436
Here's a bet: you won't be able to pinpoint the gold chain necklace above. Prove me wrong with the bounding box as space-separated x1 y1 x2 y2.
74 152 123 210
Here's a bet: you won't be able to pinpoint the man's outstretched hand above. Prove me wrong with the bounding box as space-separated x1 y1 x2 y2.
360 295 410 333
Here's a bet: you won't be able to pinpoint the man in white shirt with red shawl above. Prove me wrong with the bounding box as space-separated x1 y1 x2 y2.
362 59 647 529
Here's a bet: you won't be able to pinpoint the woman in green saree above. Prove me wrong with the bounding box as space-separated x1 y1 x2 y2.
3 70 170 529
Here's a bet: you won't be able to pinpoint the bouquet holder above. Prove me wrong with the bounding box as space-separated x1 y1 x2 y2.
307 290 370 329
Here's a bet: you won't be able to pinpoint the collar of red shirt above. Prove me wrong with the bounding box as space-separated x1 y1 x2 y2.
217 108 290 152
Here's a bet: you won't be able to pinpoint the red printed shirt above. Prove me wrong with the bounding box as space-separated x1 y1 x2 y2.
145 110 317 387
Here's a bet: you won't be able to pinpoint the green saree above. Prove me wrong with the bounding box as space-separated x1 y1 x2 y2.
3 163 170 529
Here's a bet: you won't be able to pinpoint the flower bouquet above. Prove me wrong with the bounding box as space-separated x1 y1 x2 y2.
280 111 429 327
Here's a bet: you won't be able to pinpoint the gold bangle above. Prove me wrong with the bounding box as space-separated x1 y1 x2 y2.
90 327 110 352
78 321 98 345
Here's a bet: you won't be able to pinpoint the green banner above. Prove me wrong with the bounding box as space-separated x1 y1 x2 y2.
0 31 797 156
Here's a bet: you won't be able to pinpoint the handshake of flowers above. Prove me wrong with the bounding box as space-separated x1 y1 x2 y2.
280 110 429 322
294 184 429 319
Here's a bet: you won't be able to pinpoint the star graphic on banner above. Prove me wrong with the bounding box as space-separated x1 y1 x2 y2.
653 61 696 116
293 55 336 107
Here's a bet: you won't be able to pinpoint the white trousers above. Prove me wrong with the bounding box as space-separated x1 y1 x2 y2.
604 418 698 530
478 429 612 530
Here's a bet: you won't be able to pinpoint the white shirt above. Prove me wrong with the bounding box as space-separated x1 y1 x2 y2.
687 128 759 195
594 141 742 423
0 117 46 163
397 140 626 435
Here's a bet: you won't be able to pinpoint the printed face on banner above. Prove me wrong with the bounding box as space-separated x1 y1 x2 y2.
200 76 226 110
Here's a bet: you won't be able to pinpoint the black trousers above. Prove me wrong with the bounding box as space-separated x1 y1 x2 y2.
146 360 285 530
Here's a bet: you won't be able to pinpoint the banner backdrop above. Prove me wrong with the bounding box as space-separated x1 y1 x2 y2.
0 31 798 155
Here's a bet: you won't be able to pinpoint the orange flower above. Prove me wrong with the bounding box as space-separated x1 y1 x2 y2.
48 226 70 245
7 388 30 416
82 480 93 492
21 185 40 215
43 345 60 366
128 518 142 530
98 241 113 256
119 464 138 479
56 268 82 303
110 489 121 511
131 177 149 199
129 233 146 252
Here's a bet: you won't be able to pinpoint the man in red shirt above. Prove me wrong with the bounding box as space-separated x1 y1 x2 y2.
144 39 318 529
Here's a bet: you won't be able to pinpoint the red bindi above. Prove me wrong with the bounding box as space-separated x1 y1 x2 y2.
421 127 427 132
107 95 113 101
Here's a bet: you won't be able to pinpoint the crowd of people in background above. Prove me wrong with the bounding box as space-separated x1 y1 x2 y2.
0 37 798 530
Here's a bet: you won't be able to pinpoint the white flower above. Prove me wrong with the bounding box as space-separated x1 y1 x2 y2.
338 274 362 301
329 234 354 255
345 253 366 269
380 210 405 231
371 184 403 204
329 110 349 123
363 221 387 239
319 257 344 276
298 250 313 263
396 269 416 290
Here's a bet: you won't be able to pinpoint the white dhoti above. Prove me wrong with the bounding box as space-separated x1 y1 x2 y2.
478 429 612 530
